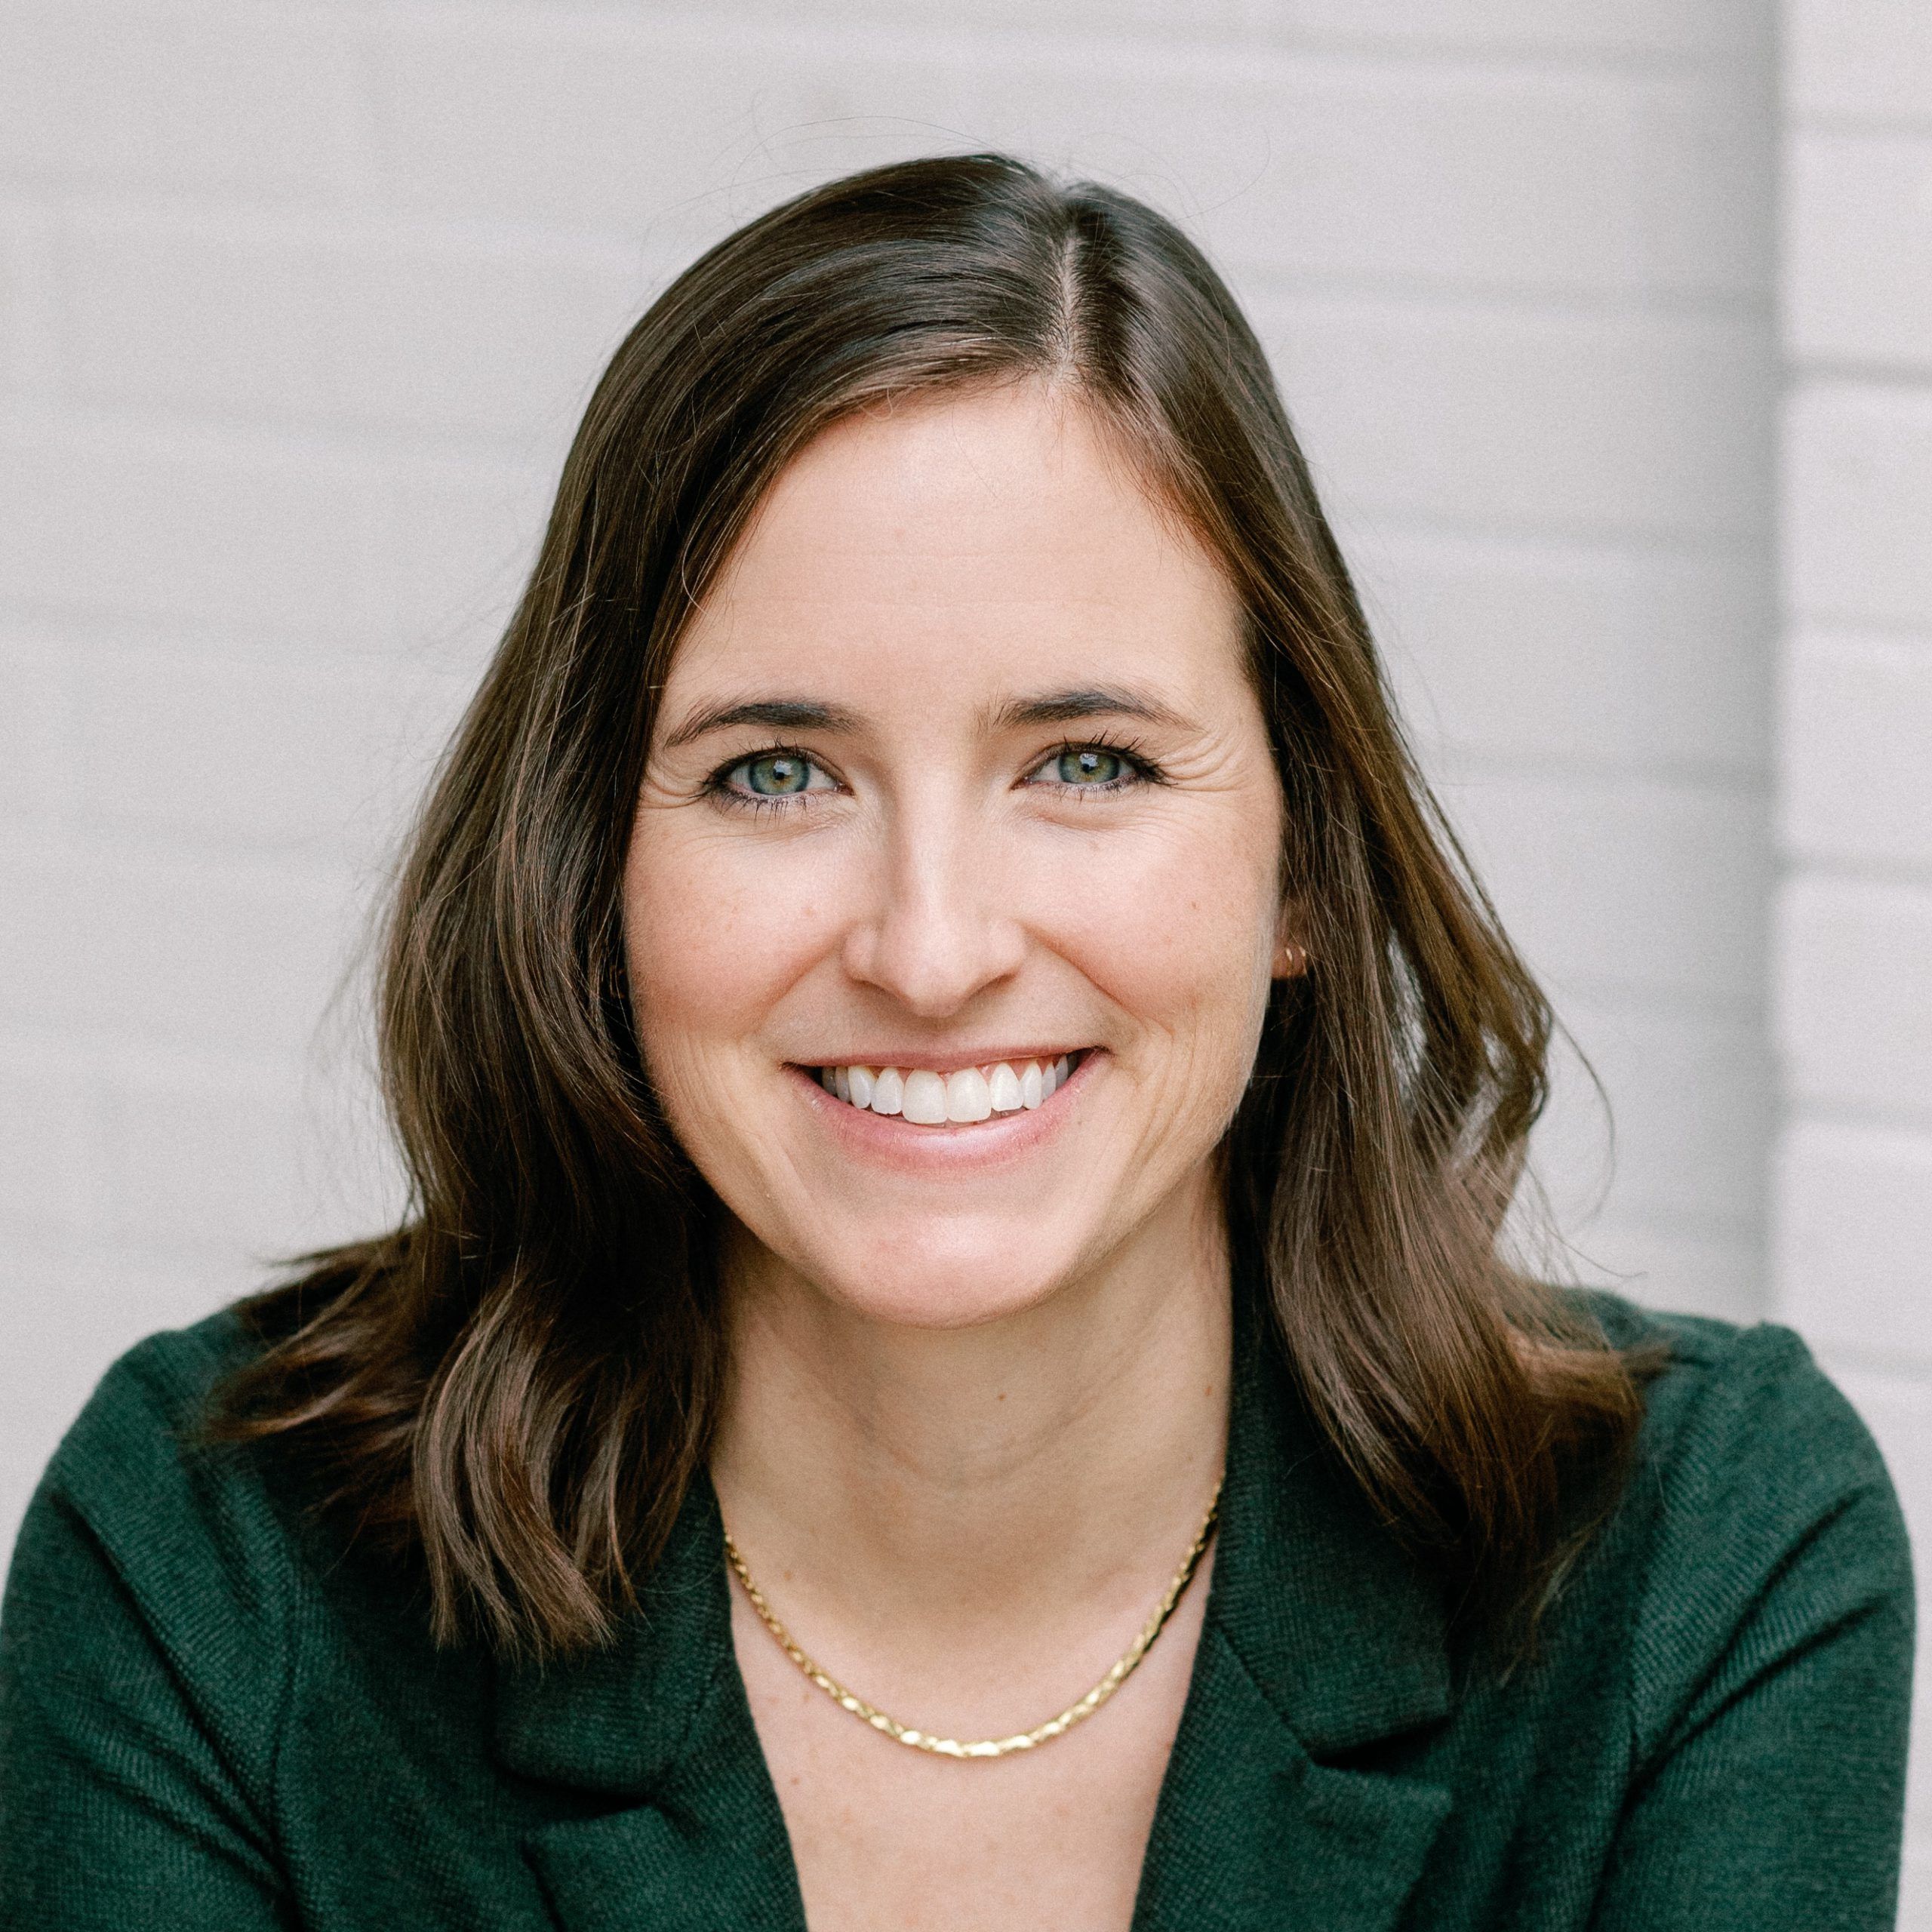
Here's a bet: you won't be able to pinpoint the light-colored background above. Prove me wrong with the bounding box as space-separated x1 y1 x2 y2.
1 0 1927 1913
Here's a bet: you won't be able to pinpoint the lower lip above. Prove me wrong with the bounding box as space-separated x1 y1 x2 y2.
786 1054 1102 1171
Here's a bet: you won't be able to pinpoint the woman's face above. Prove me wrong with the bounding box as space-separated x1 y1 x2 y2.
624 381 1292 1330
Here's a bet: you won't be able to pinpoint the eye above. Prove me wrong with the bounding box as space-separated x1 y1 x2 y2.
1025 740 1159 794
708 747 837 809
1054 746 1126 786
737 752 817 795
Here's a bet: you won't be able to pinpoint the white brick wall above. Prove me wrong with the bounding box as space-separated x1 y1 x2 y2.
1783 2 1932 1914
23 3 1932 1901
0 0 1780 1531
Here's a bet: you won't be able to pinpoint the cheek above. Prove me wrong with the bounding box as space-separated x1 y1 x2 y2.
620 821 834 1066
1044 813 1281 1054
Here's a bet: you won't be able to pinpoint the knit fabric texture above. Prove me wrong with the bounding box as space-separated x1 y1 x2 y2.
0 1285 1915 1930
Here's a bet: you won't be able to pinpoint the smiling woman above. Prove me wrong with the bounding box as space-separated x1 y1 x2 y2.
0 156 1912 1932
627 386 1289 1365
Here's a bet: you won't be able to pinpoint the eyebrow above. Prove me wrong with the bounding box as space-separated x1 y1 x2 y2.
660 685 1190 751
989 687 1191 734
660 698 864 750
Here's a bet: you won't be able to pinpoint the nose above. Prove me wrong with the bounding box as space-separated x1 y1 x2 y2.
840 800 1028 1018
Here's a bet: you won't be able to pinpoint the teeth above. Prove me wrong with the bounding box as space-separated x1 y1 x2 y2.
901 1069 947 1124
945 1067 992 1123
817 1055 1080 1126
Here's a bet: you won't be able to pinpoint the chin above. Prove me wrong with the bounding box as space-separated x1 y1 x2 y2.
792 1224 1086 1333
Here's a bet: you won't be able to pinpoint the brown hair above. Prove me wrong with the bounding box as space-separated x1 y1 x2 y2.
214 153 1662 1663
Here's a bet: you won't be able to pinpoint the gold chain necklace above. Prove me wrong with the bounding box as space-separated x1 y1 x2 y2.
721 1477 1223 1760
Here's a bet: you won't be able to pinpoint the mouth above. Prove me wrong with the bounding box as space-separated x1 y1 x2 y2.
807 1050 1091 1127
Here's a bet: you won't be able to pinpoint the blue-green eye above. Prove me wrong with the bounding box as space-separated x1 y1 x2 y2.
1055 746 1126 786
736 752 816 796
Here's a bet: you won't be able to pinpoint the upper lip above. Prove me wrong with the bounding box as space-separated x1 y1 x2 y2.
797 1046 1091 1072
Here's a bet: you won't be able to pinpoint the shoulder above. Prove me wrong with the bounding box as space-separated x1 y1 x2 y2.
1557 1284 1897 1509
38 1303 276 1534
51 1301 263 1438
1553 1286 1914 1752
10 1306 301 1727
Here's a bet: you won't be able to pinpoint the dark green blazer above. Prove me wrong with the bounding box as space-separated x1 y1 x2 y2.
0 1287 1915 1930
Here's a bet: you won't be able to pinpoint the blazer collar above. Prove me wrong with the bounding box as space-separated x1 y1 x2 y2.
495 1473 735 1799
1129 1300 1456 1928
1204 1294 1454 1753
495 1287 1456 1928
497 1475 810 1928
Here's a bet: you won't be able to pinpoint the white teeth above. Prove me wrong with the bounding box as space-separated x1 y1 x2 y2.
817 1054 1081 1124
901 1069 948 1125
945 1067 992 1122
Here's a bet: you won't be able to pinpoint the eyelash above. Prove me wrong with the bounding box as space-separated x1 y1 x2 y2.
1033 734 1164 798
702 736 1166 813
701 745 825 817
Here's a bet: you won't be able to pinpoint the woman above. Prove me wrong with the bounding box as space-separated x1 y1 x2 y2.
0 155 1913 1931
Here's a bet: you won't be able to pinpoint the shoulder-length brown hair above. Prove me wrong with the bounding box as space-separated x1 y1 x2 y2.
216 152 1661 1663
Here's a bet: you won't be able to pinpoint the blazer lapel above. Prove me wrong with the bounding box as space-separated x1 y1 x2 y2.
495 1480 808 1932
1134 1303 1457 1930
494 1287 1455 1932
1134 1628 1451 1930
521 1804 798 1932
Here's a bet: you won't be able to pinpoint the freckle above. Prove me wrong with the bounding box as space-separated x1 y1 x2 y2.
996 1391 1007 1401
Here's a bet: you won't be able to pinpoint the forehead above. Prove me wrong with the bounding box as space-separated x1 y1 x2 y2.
663 383 1247 715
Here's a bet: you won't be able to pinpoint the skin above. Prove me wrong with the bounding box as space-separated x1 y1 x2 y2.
623 380 1301 1931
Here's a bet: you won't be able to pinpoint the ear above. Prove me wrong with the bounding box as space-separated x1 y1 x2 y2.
1271 903 1310 981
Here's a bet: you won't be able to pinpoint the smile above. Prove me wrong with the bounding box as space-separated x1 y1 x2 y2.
814 1052 1086 1125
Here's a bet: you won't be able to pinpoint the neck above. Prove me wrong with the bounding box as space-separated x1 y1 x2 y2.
707 1188 1233 1664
